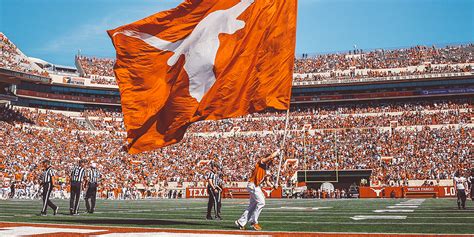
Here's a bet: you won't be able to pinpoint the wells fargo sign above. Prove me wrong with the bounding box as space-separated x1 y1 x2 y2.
359 186 456 198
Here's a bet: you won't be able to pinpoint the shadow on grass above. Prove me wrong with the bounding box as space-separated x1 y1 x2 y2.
57 218 206 226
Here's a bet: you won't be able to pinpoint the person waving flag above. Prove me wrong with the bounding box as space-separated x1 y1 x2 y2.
108 0 297 153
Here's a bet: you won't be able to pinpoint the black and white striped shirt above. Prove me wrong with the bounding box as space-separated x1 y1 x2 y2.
87 168 101 184
216 176 224 188
207 171 218 188
42 167 55 184
71 166 86 183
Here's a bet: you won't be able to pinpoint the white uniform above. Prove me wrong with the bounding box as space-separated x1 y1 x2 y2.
237 166 270 226
237 182 266 226
454 177 466 190
454 176 467 209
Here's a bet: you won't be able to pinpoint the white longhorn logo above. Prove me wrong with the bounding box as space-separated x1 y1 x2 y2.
263 188 272 197
370 188 385 197
113 0 254 102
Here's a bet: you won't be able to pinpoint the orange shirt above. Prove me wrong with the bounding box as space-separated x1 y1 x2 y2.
248 162 268 186
15 173 22 181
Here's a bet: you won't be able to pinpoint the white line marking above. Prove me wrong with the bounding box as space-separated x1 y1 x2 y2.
0 227 104 236
312 207 333 210
275 206 333 210
387 206 419 209
97 233 269 237
373 209 415 213
351 215 407 220
400 199 425 204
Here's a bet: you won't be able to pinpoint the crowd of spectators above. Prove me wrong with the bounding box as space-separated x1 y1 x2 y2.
0 33 49 77
76 55 115 78
294 44 474 74
89 118 125 131
0 98 471 199
251 99 471 117
294 64 473 83
296 127 471 186
82 109 122 119
187 99 472 133
189 110 471 132
1 106 85 130
71 44 474 86
90 76 117 85
30 99 469 133
82 109 124 131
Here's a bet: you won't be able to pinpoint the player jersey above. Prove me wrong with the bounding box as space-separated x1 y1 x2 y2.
249 162 269 186
454 176 466 190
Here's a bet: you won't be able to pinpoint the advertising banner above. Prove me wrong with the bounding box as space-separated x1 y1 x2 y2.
186 187 282 199
359 186 456 198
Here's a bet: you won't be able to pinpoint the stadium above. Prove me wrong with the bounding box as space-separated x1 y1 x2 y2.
1 0 473 236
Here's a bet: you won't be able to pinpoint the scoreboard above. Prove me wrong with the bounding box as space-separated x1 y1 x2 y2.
297 169 372 189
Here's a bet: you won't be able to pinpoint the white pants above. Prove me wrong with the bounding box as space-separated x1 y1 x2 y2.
238 182 265 225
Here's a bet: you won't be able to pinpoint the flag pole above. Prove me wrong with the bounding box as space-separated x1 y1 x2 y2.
275 108 290 186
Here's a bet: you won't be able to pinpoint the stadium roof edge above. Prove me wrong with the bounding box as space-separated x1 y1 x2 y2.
29 57 50 66
30 57 77 70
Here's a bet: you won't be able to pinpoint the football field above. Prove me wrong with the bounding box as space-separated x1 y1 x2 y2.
0 198 473 235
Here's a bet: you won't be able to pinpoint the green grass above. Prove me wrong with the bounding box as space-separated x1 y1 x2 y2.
0 198 473 234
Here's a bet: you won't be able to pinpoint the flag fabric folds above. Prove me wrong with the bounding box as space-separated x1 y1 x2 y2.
108 0 297 154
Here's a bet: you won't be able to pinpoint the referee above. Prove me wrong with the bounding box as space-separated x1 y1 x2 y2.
206 164 219 220
40 160 58 216
70 159 86 215
215 172 224 220
85 162 101 214
468 169 474 201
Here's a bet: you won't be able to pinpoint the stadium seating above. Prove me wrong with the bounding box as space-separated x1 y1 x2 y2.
294 45 474 73
72 44 474 86
1 34 472 199
1 98 472 199
76 55 115 79
0 33 50 78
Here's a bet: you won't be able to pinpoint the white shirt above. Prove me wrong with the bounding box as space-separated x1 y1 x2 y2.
454 177 466 190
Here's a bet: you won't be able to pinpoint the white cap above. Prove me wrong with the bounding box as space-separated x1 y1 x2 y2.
91 163 97 168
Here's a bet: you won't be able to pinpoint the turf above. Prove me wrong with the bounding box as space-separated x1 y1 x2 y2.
0 198 473 234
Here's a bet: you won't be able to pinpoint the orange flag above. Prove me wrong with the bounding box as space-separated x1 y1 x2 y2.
108 0 297 154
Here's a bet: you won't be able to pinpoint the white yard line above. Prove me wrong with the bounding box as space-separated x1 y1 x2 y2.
352 199 426 221
373 209 415 213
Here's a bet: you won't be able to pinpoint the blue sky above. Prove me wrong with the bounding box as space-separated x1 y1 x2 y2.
1 0 473 66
